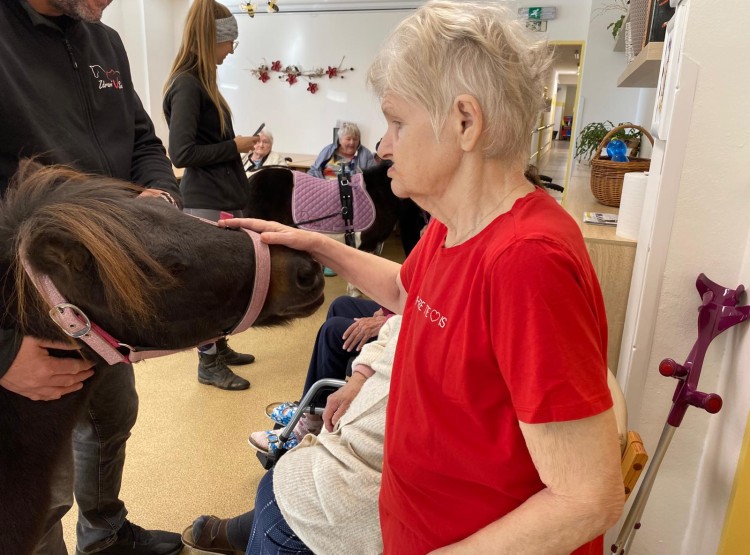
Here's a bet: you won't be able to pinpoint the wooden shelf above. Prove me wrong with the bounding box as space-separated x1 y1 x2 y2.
562 164 637 373
617 41 664 88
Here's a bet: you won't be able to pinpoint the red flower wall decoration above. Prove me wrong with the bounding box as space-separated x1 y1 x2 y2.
249 57 354 95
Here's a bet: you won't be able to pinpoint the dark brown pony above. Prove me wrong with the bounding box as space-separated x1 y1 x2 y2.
0 161 325 553
246 163 400 253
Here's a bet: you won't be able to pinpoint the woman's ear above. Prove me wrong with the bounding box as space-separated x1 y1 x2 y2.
453 94 484 152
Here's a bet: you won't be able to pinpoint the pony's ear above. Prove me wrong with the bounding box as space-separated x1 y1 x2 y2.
33 237 92 275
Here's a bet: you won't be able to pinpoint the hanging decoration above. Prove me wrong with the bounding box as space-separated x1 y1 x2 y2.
249 57 355 94
239 2 280 17
239 2 256 17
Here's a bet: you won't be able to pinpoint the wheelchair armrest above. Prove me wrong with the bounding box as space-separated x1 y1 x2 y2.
622 431 648 500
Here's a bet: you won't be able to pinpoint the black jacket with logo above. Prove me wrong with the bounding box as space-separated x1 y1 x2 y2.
0 0 182 377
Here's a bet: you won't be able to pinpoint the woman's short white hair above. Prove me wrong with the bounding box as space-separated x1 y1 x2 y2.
368 0 551 161
337 122 361 143
259 129 274 143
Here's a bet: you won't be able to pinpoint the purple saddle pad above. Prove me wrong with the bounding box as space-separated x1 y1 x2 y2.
291 171 376 233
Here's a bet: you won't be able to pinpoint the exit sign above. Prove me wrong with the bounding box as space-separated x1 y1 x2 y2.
517 7 557 21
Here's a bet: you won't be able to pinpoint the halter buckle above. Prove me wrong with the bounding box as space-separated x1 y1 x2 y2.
49 303 92 339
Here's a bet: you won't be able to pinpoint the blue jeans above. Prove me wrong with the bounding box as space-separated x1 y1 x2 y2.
302 296 380 396
34 363 139 554
247 469 312 555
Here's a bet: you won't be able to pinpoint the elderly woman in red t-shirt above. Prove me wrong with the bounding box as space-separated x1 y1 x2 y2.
221 1 625 553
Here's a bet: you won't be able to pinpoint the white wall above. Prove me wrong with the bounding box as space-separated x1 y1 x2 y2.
574 0 642 132
553 83 567 133
104 1 412 153
102 0 187 142
106 1 601 154
563 84 577 117
143 1 183 138
219 10 410 153
620 0 750 553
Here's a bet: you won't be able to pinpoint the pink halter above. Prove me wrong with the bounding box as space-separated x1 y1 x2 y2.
20 227 270 365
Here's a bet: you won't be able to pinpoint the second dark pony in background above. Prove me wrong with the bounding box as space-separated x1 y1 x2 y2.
247 163 400 254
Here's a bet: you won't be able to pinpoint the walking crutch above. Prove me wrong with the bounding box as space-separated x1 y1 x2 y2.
612 273 750 554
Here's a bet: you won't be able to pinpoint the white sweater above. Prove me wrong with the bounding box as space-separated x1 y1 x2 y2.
274 316 401 555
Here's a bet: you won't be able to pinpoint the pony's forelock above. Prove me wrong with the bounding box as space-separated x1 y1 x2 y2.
7 160 177 334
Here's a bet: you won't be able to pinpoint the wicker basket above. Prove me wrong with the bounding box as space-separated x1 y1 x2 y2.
590 124 654 207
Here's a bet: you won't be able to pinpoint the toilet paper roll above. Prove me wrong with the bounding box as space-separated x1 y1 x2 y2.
616 172 649 240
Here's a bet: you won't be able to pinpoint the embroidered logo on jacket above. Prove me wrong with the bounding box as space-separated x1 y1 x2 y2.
89 65 123 90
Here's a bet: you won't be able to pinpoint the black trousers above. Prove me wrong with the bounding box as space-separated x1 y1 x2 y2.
302 296 380 397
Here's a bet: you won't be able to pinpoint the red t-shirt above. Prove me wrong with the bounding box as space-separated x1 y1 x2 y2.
379 188 612 554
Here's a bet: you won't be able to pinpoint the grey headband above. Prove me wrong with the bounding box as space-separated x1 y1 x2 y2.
216 16 238 43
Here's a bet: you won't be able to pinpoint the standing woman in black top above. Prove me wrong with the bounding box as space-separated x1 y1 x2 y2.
164 0 257 390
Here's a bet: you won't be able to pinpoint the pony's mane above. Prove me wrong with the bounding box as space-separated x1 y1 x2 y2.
4 160 177 333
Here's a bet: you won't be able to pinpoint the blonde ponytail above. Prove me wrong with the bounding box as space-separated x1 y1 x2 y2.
165 0 234 136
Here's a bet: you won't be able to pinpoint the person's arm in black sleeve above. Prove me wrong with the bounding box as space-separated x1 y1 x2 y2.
166 77 239 169
130 91 182 206
0 327 23 381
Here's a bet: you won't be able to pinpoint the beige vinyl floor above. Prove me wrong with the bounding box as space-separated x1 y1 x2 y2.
537 139 572 202
61 235 406 554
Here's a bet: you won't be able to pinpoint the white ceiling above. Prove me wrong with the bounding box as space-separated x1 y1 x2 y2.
550 44 581 74
223 1 424 13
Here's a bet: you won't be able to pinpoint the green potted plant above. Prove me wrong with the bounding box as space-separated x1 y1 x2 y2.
593 0 630 40
574 120 642 162
608 13 626 39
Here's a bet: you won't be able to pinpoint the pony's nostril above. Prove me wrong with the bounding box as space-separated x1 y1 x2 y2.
297 261 322 290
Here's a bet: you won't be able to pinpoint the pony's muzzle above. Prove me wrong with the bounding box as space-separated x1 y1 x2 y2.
260 248 325 323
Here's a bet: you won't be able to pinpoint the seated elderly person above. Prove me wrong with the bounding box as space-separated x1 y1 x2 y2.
181 316 402 555
307 122 376 179
242 129 287 176
219 1 624 552
248 295 393 453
